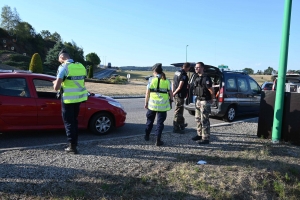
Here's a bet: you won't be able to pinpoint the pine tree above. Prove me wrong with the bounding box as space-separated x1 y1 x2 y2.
29 53 43 73
44 41 65 70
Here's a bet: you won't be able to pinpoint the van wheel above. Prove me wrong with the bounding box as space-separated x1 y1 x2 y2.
188 110 195 116
223 106 236 122
89 113 113 135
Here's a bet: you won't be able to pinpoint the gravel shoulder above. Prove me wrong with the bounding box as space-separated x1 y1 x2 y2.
1 119 300 199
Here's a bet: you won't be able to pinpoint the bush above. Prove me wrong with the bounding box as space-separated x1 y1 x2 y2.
10 54 31 63
2 61 28 70
29 53 43 73
87 65 93 78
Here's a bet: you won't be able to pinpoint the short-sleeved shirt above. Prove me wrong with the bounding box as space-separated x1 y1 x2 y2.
173 69 189 98
56 59 74 79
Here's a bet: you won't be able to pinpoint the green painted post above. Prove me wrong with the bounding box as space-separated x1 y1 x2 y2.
272 0 292 143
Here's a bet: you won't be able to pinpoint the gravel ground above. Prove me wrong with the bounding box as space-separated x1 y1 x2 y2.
1 118 299 199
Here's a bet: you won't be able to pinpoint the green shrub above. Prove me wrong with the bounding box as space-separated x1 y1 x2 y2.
10 54 31 63
87 65 93 78
2 61 28 70
29 53 43 73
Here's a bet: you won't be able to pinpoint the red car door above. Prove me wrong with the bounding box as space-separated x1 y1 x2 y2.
33 79 64 128
0 77 37 129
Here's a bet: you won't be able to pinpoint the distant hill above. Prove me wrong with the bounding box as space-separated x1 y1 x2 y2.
120 66 179 72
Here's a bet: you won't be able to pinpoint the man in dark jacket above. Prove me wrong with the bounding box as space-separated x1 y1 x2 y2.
192 62 215 144
172 62 190 133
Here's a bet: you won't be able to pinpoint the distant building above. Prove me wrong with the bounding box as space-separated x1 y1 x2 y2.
107 62 111 68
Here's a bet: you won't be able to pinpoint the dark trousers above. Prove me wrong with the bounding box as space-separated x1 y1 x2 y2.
145 110 167 138
61 100 81 146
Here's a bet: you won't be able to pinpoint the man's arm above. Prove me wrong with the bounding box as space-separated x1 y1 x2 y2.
173 81 184 96
144 88 150 109
53 78 63 91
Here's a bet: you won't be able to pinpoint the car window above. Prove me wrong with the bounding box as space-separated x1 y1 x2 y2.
237 77 249 92
33 79 56 98
249 79 261 93
0 78 30 97
226 77 237 92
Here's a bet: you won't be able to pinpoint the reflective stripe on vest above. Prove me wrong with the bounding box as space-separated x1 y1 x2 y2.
148 77 170 111
62 62 88 104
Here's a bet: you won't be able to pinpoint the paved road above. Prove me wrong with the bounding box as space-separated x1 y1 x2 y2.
93 68 116 79
0 98 257 149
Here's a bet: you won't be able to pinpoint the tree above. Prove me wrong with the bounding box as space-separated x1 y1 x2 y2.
64 41 85 64
44 41 65 70
86 52 100 67
256 70 263 75
40 30 51 39
29 53 43 73
15 22 36 40
264 66 274 75
87 65 93 78
242 68 254 75
49 32 61 42
0 5 21 31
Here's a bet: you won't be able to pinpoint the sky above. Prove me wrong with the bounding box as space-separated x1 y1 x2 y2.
2 0 300 72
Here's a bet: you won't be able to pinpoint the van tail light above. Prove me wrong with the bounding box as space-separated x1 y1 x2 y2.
272 80 276 90
218 87 224 102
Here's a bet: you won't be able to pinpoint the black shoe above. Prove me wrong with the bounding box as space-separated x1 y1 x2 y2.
192 135 202 141
173 128 185 134
156 140 164 146
144 134 150 141
65 144 78 154
198 140 210 145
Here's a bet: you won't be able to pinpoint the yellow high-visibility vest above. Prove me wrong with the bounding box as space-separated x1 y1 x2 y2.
62 62 88 104
148 77 171 111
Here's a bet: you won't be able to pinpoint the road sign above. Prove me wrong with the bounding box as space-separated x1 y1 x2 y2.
127 74 130 79
218 65 228 69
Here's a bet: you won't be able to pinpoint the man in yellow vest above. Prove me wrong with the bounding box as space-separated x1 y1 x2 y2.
53 49 88 154
144 63 173 146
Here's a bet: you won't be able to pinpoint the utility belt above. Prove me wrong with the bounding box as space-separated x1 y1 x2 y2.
149 88 168 93
197 96 208 101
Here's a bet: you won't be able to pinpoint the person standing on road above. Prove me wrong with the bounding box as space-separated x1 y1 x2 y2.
144 63 173 146
172 62 190 133
192 62 215 145
53 49 88 154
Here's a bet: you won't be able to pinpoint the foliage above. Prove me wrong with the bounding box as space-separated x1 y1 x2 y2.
64 41 85 64
264 66 274 75
0 5 21 31
86 52 100 66
243 68 254 75
0 27 9 37
2 61 28 70
87 65 93 78
10 54 30 63
14 22 36 40
44 41 65 70
29 53 43 73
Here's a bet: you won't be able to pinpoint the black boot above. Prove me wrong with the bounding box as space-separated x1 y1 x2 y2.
65 143 78 154
144 132 150 141
173 122 184 134
179 123 188 130
198 140 209 145
192 135 202 141
155 136 164 146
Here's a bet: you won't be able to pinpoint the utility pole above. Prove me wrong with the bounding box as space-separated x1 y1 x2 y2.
272 0 292 143
186 45 188 62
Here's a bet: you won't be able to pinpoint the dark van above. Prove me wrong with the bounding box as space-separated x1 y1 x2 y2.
171 63 262 122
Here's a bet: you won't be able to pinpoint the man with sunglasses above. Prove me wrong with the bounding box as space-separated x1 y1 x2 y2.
192 62 215 144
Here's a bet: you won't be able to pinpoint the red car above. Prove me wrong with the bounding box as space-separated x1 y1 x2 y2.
0 70 126 135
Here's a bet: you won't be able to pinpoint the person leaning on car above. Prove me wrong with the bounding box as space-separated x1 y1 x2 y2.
53 49 88 154
172 62 190 133
192 62 214 145
144 63 173 146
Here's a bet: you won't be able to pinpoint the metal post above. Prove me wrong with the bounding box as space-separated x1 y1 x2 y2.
272 0 292 143
186 45 188 62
